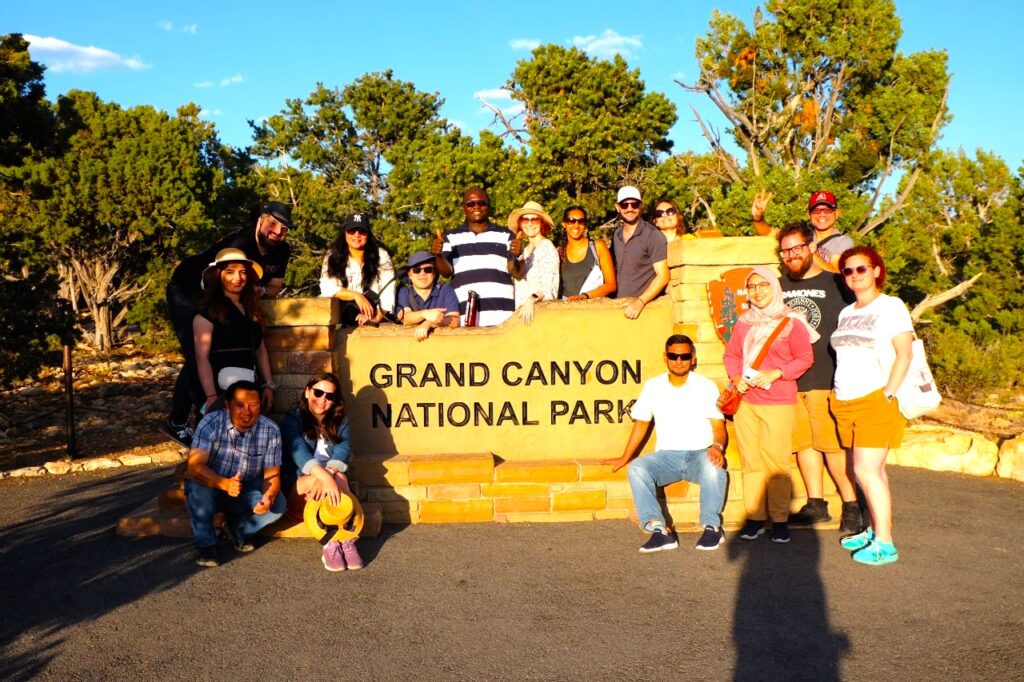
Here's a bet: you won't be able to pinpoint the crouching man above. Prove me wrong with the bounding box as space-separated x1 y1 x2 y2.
602 335 729 552
185 380 286 567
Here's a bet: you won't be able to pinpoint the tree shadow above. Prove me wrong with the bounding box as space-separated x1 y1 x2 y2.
728 522 850 681
0 467 194 680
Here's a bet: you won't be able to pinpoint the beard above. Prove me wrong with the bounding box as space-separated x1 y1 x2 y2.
784 255 813 279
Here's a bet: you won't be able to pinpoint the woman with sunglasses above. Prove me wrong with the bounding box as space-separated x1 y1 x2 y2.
280 372 364 571
194 248 275 414
560 206 617 301
508 201 560 325
652 198 693 242
724 267 816 544
396 250 460 341
829 246 913 566
320 213 396 326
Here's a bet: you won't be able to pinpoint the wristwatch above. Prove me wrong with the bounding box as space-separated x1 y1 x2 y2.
263 380 278 390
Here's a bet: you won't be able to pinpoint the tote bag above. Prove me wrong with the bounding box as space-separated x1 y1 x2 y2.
895 337 942 419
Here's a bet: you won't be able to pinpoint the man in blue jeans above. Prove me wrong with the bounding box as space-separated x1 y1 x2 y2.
185 380 285 567
603 335 729 552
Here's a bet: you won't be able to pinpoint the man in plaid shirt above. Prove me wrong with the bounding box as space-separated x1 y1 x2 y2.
185 380 285 567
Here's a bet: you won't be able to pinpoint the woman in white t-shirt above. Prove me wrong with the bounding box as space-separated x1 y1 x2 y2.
829 246 913 566
320 213 396 326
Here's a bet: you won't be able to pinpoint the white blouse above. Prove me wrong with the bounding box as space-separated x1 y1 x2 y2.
514 238 560 307
319 248 396 313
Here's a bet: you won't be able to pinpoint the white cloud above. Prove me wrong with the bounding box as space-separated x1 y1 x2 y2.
194 80 214 89
219 73 245 87
156 20 174 32
474 88 513 102
199 108 223 118
182 24 198 35
509 38 540 51
473 87 523 117
25 34 149 73
570 29 642 60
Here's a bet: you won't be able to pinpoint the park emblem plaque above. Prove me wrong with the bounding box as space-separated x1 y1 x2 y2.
707 267 753 344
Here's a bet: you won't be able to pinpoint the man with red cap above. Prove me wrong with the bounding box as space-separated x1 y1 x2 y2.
751 190 854 273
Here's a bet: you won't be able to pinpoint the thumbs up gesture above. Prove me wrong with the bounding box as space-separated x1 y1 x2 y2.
430 227 444 256
226 470 243 497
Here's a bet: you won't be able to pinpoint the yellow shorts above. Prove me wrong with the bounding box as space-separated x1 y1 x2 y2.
829 389 906 450
792 389 843 453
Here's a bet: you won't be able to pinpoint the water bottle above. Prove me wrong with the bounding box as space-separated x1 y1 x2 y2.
466 290 480 327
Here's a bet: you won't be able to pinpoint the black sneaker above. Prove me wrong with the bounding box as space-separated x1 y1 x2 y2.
788 498 832 526
221 524 255 553
159 418 193 448
840 502 864 534
195 546 220 568
771 522 791 544
639 529 679 553
738 520 766 540
696 525 724 551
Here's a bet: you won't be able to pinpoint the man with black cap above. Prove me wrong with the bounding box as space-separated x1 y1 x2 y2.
752 189 854 273
160 201 293 447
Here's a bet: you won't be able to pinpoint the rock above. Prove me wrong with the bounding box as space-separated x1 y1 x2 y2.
996 435 1024 482
8 467 45 477
44 460 73 475
118 454 152 467
892 425 998 476
16 386 45 397
151 449 186 464
77 458 122 472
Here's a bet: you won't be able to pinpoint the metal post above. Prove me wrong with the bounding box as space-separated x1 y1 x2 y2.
63 343 77 459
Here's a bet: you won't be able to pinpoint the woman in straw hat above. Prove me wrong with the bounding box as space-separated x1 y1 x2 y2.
194 248 275 414
508 200 560 325
281 372 364 571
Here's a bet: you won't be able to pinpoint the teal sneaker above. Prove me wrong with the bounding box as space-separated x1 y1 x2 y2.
852 539 899 566
840 526 874 551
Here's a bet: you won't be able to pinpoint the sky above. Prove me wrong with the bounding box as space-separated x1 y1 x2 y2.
6 0 1022 171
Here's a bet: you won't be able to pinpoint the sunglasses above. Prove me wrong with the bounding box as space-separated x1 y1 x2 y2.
810 206 835 215
310 387 337 401
410 265 435 274
617 200 641 209
563 217 587 225
842 264 872 277
519 215 543 224
464 200 489 208
778 242 810 257
345 228 368 235
653 208 678 218
666 351 694 362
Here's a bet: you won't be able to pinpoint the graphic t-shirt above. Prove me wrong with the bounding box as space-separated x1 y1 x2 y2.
831 294 914 400
780 270 854 391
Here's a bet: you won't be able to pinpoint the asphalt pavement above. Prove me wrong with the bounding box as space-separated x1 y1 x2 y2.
1 465 1022 681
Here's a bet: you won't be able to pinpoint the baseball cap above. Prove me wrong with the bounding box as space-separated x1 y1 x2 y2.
808 191 837 210
341 213 371 233
616 186 642 203
261 201 294 228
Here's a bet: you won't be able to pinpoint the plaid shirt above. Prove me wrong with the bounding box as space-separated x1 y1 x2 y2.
192 410 282 481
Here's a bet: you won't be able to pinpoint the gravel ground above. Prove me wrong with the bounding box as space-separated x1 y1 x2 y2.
1 464 1022 681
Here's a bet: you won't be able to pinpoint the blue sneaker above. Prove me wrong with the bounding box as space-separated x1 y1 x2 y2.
852 539 899 566
739 520 765 541
696 525 724 551
840 527 875 551
639 529 679 553
771 522 791 544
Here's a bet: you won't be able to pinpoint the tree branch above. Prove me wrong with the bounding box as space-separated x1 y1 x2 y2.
909 272 983 322
689 105 744 184
477 95 527 145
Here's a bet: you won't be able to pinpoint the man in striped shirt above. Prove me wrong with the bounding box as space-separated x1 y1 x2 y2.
431 188 523 327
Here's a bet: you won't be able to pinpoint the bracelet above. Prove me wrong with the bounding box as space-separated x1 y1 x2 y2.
205 394 217 399
710 443 725 452
263 380 277 390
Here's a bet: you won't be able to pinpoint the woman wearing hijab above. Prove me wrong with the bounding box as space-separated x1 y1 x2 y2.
723 266 816 544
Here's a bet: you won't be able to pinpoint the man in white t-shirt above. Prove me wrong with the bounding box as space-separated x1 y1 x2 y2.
603 335 729 552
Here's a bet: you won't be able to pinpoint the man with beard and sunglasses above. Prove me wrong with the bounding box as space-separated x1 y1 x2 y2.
602 335 729 553
776 221 863 533
160 202 293 448
611 186 669 320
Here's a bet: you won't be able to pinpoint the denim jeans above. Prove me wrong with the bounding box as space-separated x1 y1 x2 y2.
627 449 727 530
185 478 286 549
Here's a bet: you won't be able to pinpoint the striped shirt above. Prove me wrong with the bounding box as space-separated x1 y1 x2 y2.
442 222 515 327
192 409 282 481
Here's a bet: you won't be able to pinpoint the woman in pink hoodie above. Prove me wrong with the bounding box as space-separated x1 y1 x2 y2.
724 266 816 544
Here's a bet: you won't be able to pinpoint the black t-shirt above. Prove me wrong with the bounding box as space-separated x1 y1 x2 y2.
780 270 854 391
199 304 263 386
171 227 291 298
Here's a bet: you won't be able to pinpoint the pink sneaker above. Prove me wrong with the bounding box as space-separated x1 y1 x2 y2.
321 541 345 572
340 539 363 570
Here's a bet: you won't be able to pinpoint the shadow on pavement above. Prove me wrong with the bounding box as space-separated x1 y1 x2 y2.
728 524 850 681
0 467 190 680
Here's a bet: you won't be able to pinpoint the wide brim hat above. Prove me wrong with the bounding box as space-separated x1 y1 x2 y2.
201 247 264 282
507 201 555 232
303 491 364 544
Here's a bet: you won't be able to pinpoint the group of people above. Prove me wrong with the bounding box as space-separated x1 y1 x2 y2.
160 187 913 570
609 190 913 567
